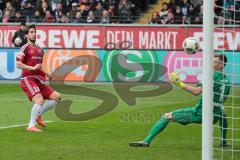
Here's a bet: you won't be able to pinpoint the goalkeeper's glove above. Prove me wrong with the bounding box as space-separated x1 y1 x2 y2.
169 72 186 88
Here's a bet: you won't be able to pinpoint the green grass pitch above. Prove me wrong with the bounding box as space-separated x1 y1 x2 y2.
0 83 239 160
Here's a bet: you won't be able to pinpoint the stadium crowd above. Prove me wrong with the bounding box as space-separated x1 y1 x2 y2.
0 0 239 24
0 0 158 23
149 0 240 25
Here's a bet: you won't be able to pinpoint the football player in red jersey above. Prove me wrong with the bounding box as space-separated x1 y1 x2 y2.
16 24 61 132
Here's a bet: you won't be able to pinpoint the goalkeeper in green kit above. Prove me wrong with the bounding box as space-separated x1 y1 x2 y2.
129 54 230 147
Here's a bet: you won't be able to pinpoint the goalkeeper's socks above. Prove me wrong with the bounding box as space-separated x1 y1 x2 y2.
221 113 228 142
144 116 169 143
28 103 42 128
39 100 57 115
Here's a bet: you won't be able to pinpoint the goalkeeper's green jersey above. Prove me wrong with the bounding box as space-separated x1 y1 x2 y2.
194 71 231 115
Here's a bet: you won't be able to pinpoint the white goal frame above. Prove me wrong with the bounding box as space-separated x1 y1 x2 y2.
202 0 215 160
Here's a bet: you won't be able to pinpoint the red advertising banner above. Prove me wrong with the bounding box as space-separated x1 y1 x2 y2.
0 25 240 50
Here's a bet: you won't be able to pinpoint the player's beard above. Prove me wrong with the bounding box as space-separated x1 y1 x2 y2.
29 38 36 43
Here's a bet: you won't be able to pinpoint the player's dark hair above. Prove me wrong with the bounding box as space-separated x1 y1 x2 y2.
25 24 36 35
214 54 228 66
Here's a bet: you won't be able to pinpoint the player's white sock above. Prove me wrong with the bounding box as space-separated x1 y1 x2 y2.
39 100 57 115
28 103 42 128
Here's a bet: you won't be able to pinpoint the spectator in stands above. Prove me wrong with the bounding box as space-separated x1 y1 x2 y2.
195 4 203 24
100 10 110 23
86 11 98 23
22 1 35 16
37 0 51 10
30 10 43 23
12 22 27 47
79 0 90 13
72 11 84 23
173 5 183 24
194 0 202 13
81 3 91 18
129 0 137 20
39 1 52 17
118 0 132 23
108 2 118 23
130 0 140 18
51 0 64 12
162 12 174 24
187 4 197 24
215 0 234 25
59 14 69 23
20 1 27 12
214 0 223 17
3 1 15 17
44 10 55 23
68 0 79 8
2 10 11 23
53 3 64 23
12 0 22 11
168 0 182 11
28 0 37 8
9 10 26 23
94 2 104 21
101 0 110 10
69 2 79 19
181 0 191 17
88 0 99 11
149 12 160 24
159 2 169 24
190 0 201 7
223 0 235 24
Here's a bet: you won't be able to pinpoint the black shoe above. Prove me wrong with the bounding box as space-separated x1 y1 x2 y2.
129 141 150 147
220 140 227 147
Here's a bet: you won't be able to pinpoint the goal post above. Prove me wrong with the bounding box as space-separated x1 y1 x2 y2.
202 0 215 160
202 0 240 160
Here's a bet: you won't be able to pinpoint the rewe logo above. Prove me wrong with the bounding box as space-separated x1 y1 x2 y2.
0 51 21 79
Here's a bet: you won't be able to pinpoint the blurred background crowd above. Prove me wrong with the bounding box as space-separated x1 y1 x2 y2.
149 0 240 25
0 0 240 24
0 0 153 23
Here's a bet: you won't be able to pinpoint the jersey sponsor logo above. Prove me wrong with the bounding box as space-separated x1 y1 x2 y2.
43 49 100 81
103 50 159 82
164 51 203 83
32 56 42 60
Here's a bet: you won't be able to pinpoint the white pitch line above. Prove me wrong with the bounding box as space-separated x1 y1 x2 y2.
0 121 54 130
0 98 196 104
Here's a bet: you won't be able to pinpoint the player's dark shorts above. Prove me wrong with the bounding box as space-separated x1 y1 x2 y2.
172 107 220 125
20 77 54 101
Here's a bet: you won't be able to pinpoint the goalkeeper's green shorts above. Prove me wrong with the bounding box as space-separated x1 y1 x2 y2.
171 107 220 125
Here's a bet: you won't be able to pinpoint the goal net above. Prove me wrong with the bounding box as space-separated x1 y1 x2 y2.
211 0 240 159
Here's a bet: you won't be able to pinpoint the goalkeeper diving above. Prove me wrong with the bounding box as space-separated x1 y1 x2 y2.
129 54 230 147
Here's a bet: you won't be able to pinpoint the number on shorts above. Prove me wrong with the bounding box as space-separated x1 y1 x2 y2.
33 87 40 93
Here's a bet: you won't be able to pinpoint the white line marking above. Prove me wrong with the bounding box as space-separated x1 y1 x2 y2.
0 98 196 104
0 121 54 130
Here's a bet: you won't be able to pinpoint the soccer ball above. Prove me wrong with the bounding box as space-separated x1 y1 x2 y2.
182 37 199 54
14 37 22 46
